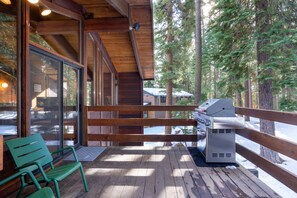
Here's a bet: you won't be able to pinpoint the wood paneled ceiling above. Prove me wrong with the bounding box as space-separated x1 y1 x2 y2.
32 0 154 80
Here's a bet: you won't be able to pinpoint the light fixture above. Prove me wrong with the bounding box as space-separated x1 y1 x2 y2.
1 82 8 88
0 0 11 5
129 22 140 31
40 5 51 16
28 0 39 4
27 0 52 16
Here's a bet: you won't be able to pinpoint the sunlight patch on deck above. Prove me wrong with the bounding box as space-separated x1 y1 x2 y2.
147 154 165 162
125 168 154 177
120 146 156 150
179 154 193 162
165 186 178 196
171 168 189 177
85 168 123 175
103 154 143 161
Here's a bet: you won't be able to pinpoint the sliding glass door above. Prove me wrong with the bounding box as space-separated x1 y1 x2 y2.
29 47 82 152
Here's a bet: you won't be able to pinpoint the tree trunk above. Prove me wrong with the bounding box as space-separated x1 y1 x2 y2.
164 0 174 146
244 80 250 121
236 91 242 107
213 67 218 98
256 0 282 163
194 0 202 105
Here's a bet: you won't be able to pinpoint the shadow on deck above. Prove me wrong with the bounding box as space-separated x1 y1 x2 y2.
10 146 280 198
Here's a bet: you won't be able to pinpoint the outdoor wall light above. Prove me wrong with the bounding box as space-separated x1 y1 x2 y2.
28 0 39 4
129 22 140 31
40 5 51 16
1 82 8 89
27 0 52 16
0 0 11 5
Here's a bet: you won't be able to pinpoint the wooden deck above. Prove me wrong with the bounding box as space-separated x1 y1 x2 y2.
12 146 280 198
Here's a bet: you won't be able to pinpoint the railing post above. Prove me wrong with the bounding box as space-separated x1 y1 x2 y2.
83 107 88 146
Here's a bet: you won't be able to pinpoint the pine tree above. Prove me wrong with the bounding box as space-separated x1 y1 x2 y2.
194 0 202 105
206 0 254 100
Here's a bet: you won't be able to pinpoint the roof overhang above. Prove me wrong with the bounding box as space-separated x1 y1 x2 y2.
30 0 155 80
76 0 155 80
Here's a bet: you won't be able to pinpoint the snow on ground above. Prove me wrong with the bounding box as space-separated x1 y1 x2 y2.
144 118 297 198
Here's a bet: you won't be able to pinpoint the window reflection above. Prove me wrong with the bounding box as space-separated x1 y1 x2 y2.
103 61 112 105
30 51 61 151
0 5 17 136
63 64 79 146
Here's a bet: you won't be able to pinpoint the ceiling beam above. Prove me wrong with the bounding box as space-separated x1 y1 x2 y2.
129 30 143 79
106 0 129 17
35 20 79 35
39 0 83 21
51 0 83 14
43 35 78 61
85 18 129 33
128 6 144 80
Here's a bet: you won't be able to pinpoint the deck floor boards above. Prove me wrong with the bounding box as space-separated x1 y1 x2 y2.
9 146 280 198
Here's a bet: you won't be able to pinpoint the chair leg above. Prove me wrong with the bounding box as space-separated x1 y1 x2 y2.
17 175 26 198
53 180 61 198
16 187 24 198
79 166 89 192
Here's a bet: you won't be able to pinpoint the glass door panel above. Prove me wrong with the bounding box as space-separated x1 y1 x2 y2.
29 52 61 152
63 64 79 146
0 9 18 136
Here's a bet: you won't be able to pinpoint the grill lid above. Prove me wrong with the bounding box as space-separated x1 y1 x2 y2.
196 98 235 117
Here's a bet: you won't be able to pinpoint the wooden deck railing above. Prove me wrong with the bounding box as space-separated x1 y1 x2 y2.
84 105 297 193
235 107 297 193
84 105 198 143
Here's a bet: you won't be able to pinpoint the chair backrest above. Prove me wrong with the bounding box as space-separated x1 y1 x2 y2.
6 134 53 172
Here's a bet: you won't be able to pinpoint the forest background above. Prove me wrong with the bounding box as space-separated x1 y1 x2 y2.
146 0 297 162
147 0 297 112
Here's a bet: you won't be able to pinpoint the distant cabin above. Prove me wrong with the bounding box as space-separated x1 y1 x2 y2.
143 88 193 118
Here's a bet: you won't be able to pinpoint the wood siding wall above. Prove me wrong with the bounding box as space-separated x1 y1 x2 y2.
118 72 143 146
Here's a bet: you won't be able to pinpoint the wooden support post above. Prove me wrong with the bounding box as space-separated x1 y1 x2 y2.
20 0 30 137
0 135 3 171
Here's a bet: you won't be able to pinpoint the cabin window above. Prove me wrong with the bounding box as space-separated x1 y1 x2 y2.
86 34 95 105
0 2 18 136
103 60 112 105
160 96 166 103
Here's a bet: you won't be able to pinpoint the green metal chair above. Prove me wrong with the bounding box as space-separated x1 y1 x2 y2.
0 170 55 198
6 134 88 198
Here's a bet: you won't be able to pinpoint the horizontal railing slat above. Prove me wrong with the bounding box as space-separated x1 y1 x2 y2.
88 118 197 126
87 105 197 112
236 128 297 161
88 134 198 142
236 143 297 193
235 107 297 126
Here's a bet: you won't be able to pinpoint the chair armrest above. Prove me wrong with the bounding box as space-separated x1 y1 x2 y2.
51 146 79 162
16 161 49 182
0 170 42 190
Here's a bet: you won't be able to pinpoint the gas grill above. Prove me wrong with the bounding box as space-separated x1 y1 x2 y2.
194 98 244 163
